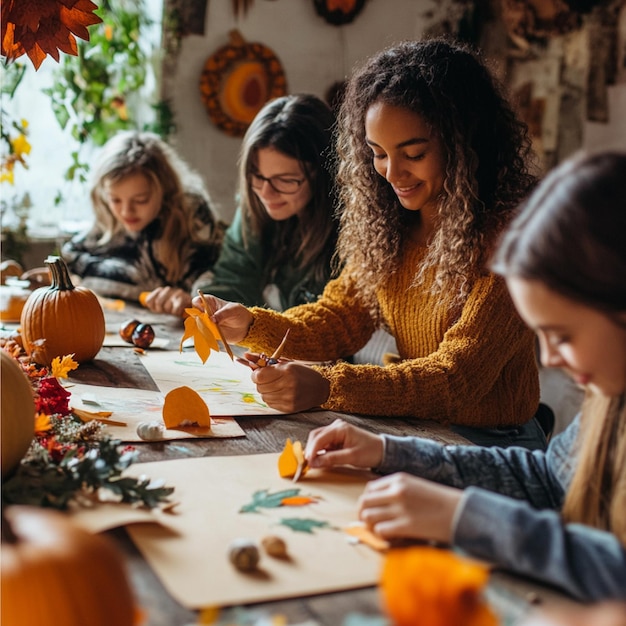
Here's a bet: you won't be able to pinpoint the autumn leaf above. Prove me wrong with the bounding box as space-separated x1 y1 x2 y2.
1 0 103 70
34 412 52 433
180 308 220 364
51 354 79 379
239 488 302 513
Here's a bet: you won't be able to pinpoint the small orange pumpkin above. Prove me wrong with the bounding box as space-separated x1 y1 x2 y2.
20 256 105 366
1 505 138 626
0 349 35 478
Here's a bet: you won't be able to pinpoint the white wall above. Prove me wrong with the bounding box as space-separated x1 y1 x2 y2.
165 0 458 222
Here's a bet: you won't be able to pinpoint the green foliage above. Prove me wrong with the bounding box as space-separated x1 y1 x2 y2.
2 437 174 510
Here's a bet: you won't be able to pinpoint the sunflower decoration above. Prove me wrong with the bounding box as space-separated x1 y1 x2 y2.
1 0 102 70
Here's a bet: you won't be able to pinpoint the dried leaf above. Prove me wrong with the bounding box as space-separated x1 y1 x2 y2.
1 0 103 70
162 385 211 429
51 353 79 378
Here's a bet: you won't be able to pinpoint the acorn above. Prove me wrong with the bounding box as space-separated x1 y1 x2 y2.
119 319 140 344
228 538 260 572
261 535 288 559
131 323 155 349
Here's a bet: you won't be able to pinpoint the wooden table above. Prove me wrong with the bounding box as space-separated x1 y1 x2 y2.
72 303 578 626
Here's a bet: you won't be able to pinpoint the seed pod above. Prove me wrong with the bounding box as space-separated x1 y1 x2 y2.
131 323 155 349
136 420 165 441
261 535 288 559
228 539 260 572
119 319 140 344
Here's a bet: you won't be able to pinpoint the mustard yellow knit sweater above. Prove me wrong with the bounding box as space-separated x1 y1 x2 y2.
244 245 539 427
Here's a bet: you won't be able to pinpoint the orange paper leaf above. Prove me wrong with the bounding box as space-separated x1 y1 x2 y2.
344 523 390 552
278 438 308 480
163 386 211 429
180 308 220 363
280 495 317 507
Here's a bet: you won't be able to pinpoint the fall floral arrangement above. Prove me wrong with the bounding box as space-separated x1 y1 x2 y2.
1 338 174 510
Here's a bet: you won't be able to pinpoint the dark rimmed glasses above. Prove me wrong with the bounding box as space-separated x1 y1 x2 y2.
249 172 305 195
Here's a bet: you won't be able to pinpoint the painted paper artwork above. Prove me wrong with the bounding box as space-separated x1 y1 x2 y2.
67 383 244 442
140 349 284 416
71 452 381 608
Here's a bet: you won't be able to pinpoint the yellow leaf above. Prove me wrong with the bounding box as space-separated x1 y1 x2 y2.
179 308 220 363
51 354 79 378
163 386 211 429
34 412 52 433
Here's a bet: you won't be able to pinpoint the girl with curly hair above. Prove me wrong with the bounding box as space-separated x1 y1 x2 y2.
302 151 626 601
61 131 225 317
196 38 545 448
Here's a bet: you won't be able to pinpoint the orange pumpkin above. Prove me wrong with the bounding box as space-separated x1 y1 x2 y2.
0 349 35 478
1 505 138 626
20 256 105 366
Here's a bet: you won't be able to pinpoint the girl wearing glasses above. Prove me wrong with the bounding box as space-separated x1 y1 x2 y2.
195 39 545 448
196 94 339 311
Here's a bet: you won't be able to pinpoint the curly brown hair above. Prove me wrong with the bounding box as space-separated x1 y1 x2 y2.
335 38 536 312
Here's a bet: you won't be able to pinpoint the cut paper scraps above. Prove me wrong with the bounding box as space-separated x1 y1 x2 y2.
139 350 283 416
344 522 390 552
278 438 308 482
68 452 381 608
67 383 244 442
163 386 211 429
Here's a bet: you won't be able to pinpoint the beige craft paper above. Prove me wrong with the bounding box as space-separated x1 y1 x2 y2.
140 349 284 416
67 382 244 441
72 452 382 608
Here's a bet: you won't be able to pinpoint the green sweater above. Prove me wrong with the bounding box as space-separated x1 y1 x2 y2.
196 208 331 310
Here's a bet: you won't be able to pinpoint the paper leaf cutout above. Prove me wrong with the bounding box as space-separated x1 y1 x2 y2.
344 523 390 552
278 438 308 480
278 518 333 534
163 386 211 429
280 495 318 507
180 308 220 363
239 488 302 513
51 354 79 378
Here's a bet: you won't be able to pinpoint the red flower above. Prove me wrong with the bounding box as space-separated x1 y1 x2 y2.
35 377 71 416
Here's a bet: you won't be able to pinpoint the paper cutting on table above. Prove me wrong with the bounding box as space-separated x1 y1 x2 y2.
140 349 284 416
69 452 380 608
67 383 244 441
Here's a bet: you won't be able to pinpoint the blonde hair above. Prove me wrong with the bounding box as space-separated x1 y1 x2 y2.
492 151 626 544
90 131 218 283
564 393 626 541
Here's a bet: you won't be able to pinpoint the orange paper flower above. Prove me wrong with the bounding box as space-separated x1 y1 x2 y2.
1 0 102 70
380 546 498 626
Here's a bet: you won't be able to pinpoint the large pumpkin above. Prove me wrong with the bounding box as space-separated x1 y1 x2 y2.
20 256 105 366
1 506 138 626
0 349 35 478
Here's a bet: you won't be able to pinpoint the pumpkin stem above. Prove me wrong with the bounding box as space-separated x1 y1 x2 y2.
1 509 18 544
44 256 75 292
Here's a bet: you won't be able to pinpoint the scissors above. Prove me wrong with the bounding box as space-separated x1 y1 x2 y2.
236 329 290 370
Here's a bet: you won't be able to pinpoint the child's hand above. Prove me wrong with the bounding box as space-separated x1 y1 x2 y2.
143 287 191 317
192 293 253 343
304 418 384 470
357 473 462 545
250 360 330 413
